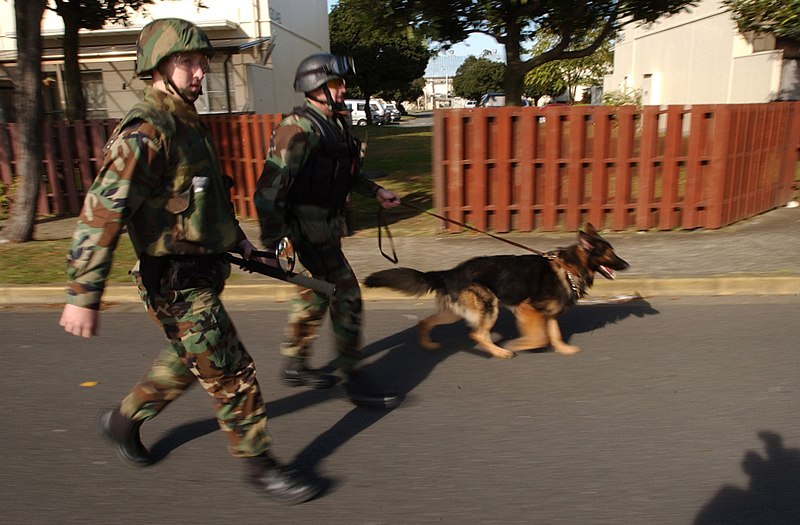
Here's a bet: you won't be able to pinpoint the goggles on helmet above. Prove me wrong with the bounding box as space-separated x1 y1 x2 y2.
314 55 356 78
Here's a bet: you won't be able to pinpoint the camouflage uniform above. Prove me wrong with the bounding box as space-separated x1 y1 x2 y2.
66 87 270 457
254 101 380 374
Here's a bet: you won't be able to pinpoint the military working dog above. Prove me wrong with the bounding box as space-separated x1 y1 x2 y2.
363 224 629 359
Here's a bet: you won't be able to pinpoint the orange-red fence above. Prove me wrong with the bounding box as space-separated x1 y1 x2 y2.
0 113 283 221
434 102 800 232
0 103 798 231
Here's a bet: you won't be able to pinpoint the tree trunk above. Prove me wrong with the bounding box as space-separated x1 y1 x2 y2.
61 10 87 121
502 15 525 106
1 0 46 243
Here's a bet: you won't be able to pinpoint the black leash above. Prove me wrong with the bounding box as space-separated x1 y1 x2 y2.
377 201 549 264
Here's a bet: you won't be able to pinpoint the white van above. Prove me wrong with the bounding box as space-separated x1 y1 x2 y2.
344 99 386 126
344 99 369 126
369 99 391 123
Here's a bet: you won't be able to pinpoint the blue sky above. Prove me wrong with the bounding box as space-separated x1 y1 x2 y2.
326 0 506 61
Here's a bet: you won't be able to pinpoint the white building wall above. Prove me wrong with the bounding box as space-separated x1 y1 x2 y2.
0 0 328 117
604 0 784 105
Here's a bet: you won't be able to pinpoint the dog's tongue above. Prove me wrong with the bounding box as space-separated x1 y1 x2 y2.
601 265 616 280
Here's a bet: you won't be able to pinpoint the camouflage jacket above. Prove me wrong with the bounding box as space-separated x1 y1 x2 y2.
65 87 244 309
253 101 380 247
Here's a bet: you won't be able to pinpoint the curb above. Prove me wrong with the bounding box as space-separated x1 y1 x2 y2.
1 276 798 306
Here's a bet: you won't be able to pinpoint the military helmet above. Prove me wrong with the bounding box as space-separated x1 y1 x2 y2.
293 53 355 93
135 18 214 77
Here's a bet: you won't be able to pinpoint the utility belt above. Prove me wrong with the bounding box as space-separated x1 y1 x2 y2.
138 253 229 296
288 204 348 246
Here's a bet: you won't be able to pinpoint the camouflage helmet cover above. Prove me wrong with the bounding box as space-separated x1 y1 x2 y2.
293 53 355 93
135 18 214 77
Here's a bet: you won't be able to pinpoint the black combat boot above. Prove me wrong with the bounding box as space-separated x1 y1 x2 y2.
100 408 153 467
281 358 337 389
333 370 403 409
245 452 321 505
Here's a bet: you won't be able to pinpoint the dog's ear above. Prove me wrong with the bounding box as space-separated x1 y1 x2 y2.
578 231 594 251
578 223 598 251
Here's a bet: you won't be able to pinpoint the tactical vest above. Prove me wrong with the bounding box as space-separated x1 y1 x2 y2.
106 89 242 257
285 106 360 210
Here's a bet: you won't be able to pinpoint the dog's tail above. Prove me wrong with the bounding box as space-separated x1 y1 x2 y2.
363 268 438 297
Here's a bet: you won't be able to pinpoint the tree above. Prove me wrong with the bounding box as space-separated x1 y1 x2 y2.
525 30 613 104
48 0 154 121
375 77 427 111
1 0 46 243
452 56 505 101
353 0 697 106
329 0 431 123
724 0 800 56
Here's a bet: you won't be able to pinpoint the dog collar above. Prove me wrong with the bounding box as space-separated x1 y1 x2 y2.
547 253 582 299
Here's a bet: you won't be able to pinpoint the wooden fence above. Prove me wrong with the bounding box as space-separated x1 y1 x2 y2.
0 113 284 221
434 102 800 232
0 102 798 231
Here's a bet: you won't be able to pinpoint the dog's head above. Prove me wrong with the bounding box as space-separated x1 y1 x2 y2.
578 223 630 280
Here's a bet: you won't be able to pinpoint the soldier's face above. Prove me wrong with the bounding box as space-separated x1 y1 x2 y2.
325 78 346 103
162 51 209 102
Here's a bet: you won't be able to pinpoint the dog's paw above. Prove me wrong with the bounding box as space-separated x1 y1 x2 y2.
554 344 581 355
504 336 550 351
492 349 517 359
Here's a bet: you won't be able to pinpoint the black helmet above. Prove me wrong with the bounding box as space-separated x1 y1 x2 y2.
293 53 355 93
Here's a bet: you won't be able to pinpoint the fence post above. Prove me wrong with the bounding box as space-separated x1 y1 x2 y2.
706 105 731 228
635 106 659 230
612 106 635 230
778 101 800 204
589 107 611 229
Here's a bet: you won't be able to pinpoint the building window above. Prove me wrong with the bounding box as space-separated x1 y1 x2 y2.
82 70 107 119
197 60 235 113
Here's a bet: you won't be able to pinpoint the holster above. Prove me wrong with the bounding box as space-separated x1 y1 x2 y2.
139 253 227 297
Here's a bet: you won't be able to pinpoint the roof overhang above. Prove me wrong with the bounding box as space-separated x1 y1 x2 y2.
0 36 271 66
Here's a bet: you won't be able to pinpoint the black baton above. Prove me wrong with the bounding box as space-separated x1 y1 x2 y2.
225 252 337 297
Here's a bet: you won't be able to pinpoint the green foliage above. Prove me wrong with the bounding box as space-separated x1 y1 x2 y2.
0 181 10 220
602 87 643 107
330 0 431 115
452 56 505 101
525 30 613 103
48 0 155 30
350 0 697 106
723 0 800 42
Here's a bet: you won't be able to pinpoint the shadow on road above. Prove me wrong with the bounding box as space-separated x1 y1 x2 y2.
148 299 659 489
484 298 660 348
694 431 800 525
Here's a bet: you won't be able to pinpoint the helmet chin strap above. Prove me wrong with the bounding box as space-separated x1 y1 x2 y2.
308 84 347 114
158 64 201 106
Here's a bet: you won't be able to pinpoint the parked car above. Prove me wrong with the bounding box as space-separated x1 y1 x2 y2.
384 102 401 122
478 93 531 107
464 100 477 108
344 99 384 126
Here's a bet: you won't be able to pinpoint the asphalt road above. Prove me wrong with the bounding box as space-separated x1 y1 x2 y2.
2 296 799 524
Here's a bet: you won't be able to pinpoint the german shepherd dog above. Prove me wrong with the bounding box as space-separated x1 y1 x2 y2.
363 224 629 359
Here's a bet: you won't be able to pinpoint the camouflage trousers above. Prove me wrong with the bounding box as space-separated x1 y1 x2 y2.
281 237 363 373
120 260 271 457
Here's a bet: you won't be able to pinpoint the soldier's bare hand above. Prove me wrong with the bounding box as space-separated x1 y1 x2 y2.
60 303 99 338
376 188 401 208
238 238 257 259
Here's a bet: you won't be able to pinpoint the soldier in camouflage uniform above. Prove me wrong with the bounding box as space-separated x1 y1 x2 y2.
254 53 402 409
58 18 319 505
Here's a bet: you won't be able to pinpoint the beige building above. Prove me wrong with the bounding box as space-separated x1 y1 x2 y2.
604 0 798 105
0 0 329 120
